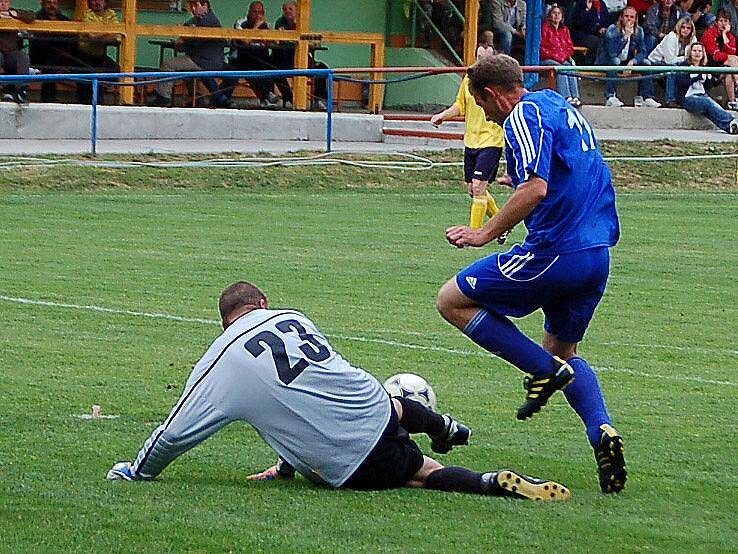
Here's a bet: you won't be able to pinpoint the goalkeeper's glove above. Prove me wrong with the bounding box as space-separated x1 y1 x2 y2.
247 457 295 481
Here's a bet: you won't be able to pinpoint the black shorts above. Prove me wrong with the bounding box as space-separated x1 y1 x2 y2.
341 400 424 490
463 146 502 183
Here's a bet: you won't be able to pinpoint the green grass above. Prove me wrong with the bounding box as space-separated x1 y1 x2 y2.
0 145 737 553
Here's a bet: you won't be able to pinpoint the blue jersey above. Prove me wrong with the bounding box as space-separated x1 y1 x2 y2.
503 89 620 254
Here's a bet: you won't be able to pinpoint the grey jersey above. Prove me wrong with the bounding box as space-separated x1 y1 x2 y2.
131 309 391 488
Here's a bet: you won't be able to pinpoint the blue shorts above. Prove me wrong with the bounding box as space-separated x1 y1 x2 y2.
456 245 611 343
463 146 502 183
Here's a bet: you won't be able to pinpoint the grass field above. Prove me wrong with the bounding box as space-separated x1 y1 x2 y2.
0 143 736 553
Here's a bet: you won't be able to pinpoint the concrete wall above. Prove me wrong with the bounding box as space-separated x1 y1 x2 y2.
0 103 384 141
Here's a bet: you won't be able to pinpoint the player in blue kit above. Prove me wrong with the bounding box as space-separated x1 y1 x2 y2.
436 54 627 493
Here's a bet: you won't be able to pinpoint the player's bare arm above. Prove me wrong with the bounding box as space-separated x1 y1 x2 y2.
446 176 547 248
430 104 461 127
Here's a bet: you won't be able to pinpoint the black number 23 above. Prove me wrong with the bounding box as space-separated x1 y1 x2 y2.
244 319 330 385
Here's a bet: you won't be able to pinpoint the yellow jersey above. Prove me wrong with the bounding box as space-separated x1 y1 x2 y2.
78 9 119 58
455 76 504 149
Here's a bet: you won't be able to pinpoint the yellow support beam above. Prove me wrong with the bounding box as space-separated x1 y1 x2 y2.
119 0 137 105
293 0 312 111
368 40 385 113
463 0 479 67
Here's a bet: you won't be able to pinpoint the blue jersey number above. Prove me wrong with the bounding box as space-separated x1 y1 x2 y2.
245 319 330 385
567 108 596 152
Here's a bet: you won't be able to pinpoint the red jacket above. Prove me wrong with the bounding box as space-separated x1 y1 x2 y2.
628 0 654 15
701 25 737 64
540 21 574 64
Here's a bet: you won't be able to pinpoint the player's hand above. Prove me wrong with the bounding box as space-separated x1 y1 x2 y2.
446 225 490 248
247 465 283 481
496 174 513 187
430 113 443 127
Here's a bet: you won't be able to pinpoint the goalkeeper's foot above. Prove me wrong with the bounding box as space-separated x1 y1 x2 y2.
430 415 471 454
594 424 627 493
516 358 575 421
106 461 135 481
485 470 571 501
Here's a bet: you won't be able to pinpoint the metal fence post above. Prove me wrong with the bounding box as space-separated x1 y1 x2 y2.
91 79 99 156
326 71 334 153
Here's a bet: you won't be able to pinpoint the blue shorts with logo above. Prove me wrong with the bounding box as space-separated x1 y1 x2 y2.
456 245 611 343
463 146 502 183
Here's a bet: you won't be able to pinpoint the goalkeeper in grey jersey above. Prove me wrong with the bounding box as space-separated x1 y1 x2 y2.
107 281 571 501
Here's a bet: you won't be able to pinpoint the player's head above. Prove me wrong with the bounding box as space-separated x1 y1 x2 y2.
466 54 524 125
219 281 268 329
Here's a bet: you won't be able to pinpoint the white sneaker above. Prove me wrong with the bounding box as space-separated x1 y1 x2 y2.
605 96 624 107
729 119 738 135
727 101 738 111
283 101 293 109
642 97 661 108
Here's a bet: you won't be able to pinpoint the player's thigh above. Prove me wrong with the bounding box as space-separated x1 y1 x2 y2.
542 247 611 344
341 404 425 491
455 245 561 318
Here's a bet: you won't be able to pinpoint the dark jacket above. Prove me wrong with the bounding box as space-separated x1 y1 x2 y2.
674 61 721 104
181 11 225 70
643 5 684 39
0 8 35 54
571 0 609 44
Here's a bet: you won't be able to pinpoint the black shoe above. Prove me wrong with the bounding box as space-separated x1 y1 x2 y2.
12 90 28 105
516 358 575 421
211 96 236 109
664 100 679 109
429 414 471 454
497 230 510 245
484 470 572 501
594 424 627 493
147 93 171 107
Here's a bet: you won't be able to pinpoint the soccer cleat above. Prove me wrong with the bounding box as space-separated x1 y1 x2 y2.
516 358 575 421
488 470 572 501
430 415 471 454
497 230 510 245
594 424 627 493
106 461 135 481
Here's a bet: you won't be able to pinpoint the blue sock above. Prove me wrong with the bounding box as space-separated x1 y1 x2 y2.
562 357 612 447
464 309 558 378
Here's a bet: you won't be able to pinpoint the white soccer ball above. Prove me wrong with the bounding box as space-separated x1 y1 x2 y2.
383 373 437 411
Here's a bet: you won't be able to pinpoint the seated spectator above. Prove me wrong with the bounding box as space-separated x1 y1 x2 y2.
629 0 656 20
490 0 526 57
648 16 697 106
540 4 582 106
596 6 662 106
272 0 328 110
571 0 610 64
701 9 738 109
723 0 738 35
149 0 233 108
220 1 281 109
679 0 715 30
0 0 35 104
676 42 738 132
644 0 685 55
77 0 120 104
29 0 74 103
603 0 626 24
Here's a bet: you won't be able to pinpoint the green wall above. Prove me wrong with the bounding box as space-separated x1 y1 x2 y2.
384 47 459 109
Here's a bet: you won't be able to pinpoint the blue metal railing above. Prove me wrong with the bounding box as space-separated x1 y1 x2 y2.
0 68 335 155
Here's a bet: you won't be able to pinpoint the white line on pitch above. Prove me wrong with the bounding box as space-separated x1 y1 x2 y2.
1 294 735 387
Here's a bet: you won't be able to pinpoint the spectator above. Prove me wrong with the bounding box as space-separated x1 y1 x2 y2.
679 0 715 30
723 0 738 34
490 0 526 56
628 0 655 19
648 16 697 106
540 4 582 106
596 6 662 106
701 9 738 109
29 0 73 103
676 42 738 132
272 0 328 110
644 0 685 55
76 0 120 104
220 1 280 109
571 0 610 64
603 0 627 23
0 0 35 104
149 0 233 108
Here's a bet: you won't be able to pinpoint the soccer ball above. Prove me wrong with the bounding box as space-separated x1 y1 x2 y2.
383 373 437 411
